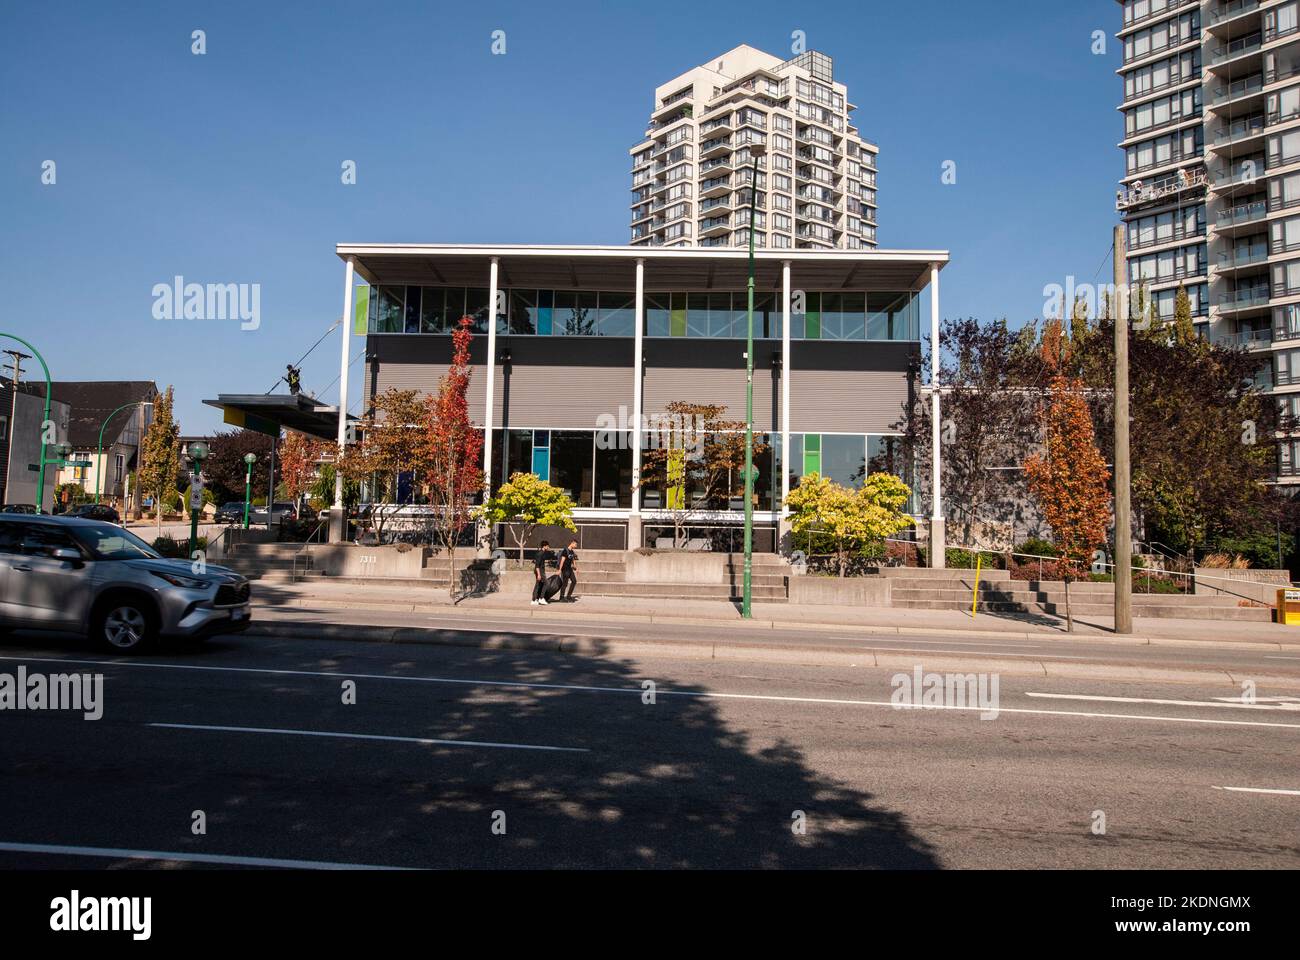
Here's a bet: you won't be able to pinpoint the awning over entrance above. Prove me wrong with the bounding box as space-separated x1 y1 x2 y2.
203 393 354 441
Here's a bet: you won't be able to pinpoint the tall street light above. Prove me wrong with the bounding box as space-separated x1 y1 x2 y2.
742 141 767 619
243 453 257 529
0 334 52 512
186 440 209 558
95 400 153 504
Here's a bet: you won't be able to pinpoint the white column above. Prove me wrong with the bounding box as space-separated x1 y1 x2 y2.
483 256 500 495
928 262 945 569
780 259 792 513
333 257 355 509
631 258 645 513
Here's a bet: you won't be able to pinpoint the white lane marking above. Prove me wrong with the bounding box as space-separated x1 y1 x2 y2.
1212 786 1300 797
2 655 1298 731
149 722 588 753
830 637 1041 649
1264 656 1300 661
880 648 1091 660
424 621 628 639
0 840 411 870
1027 692 1300 711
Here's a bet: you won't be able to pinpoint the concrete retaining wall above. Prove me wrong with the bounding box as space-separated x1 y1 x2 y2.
625 551 727 584
308 544 429 578
788 576 891 607
1194 568 1289 606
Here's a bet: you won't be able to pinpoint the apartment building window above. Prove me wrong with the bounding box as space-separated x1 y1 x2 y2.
773 213 792 232
1269 128 1300 167
1277 348 1300 385
1281 439 1300 476
0 415 6 441
1274 259 1300 297
1271 170 1300 210
1126 127 1202 174
1127 205 1204 248
773 153 792 172
1128 243 1206 283
1266 2 1299 42
1276 304 1300 340
1124 11 1199 63
773 174 792 192
773 194 791 212
773 114 791 133
773 234 792 249
1125 88 1199 138
773 134 792 154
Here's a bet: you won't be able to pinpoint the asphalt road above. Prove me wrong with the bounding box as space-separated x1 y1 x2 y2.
0 622 1297 869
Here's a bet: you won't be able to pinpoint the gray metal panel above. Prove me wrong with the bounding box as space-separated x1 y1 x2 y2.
789 368 908 434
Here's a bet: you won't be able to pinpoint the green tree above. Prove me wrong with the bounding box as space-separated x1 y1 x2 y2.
337 388 431 542
1172 284 1195 346
138 385 180 534
478 472 576 565
785 471 914 577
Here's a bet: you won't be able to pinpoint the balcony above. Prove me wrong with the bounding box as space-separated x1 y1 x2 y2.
1219 244 1270 269
1208 32 1263 67
1208 0 1261 28
698 215 732 238
1207 73 1264 109
1218 288 1272 313
1213 114 1266 147
1125 29 1202 67
699 175 731 198
1214 327 1274 350
700 136 732 159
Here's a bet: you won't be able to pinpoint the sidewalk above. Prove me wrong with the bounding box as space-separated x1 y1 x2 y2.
249 579 1300 652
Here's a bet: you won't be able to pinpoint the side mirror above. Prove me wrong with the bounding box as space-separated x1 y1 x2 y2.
52 547 83 564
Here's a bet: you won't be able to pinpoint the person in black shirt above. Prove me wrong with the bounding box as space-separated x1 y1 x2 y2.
557 538 579 602
531 540 556 606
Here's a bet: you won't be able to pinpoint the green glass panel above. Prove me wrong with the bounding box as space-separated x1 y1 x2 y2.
354 286 370 336
805 292 821 340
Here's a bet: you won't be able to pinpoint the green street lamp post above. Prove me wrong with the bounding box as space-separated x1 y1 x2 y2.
242 453 257 529
742 142 767 619
95 400 153 504
186 440 209 558
0 333 52 513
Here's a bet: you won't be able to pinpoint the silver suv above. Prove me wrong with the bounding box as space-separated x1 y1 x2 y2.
0 515 252 653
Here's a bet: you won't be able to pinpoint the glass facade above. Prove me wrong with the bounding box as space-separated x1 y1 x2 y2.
367 286 919 341
488 428 907 513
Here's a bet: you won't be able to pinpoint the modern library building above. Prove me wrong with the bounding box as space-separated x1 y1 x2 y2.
334 244 948 552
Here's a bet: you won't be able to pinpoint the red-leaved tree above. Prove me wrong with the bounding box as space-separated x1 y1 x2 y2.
422 316 485 598
1024 321 1112 632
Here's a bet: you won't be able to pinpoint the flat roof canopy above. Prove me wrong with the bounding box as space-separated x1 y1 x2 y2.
203 394 354 442
335 243 949 292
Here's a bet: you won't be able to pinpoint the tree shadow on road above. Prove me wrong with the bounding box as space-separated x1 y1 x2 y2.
0 623 942 869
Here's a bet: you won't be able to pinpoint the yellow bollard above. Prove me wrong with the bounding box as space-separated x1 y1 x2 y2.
971 553 982 619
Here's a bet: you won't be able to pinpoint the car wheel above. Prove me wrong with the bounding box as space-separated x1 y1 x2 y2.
93 600 157 654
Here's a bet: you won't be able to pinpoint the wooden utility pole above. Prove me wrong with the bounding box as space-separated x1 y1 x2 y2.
1113 225 1133 634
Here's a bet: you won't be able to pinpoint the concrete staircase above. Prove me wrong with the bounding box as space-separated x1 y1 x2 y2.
881 568 1272 622
214 542 319 584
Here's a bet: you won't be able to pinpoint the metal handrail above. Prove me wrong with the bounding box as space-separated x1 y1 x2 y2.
893 538 1290 606
291 517 330 581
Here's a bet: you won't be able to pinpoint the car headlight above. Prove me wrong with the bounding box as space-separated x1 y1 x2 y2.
151 570 209 590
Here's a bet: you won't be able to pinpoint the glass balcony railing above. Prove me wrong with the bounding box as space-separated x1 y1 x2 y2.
1218 199 1268 225
1219 245 1270 268
1209 32 1263 65
1209 0 1261 27
1218 289 1271 311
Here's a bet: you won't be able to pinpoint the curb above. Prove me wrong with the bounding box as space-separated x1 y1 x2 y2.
243 619 1300 688
253 595 1298 653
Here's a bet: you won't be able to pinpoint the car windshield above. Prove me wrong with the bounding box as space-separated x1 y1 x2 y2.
69 524 161 560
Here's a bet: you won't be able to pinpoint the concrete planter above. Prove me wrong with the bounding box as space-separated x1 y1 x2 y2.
788 576 891 607
1193 568 1289 607
625 551 728 584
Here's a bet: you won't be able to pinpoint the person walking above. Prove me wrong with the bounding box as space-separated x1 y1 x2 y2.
558 537 580 603
531 540 556 606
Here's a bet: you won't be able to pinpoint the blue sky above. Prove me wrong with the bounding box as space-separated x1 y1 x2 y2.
1 0 1121 432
